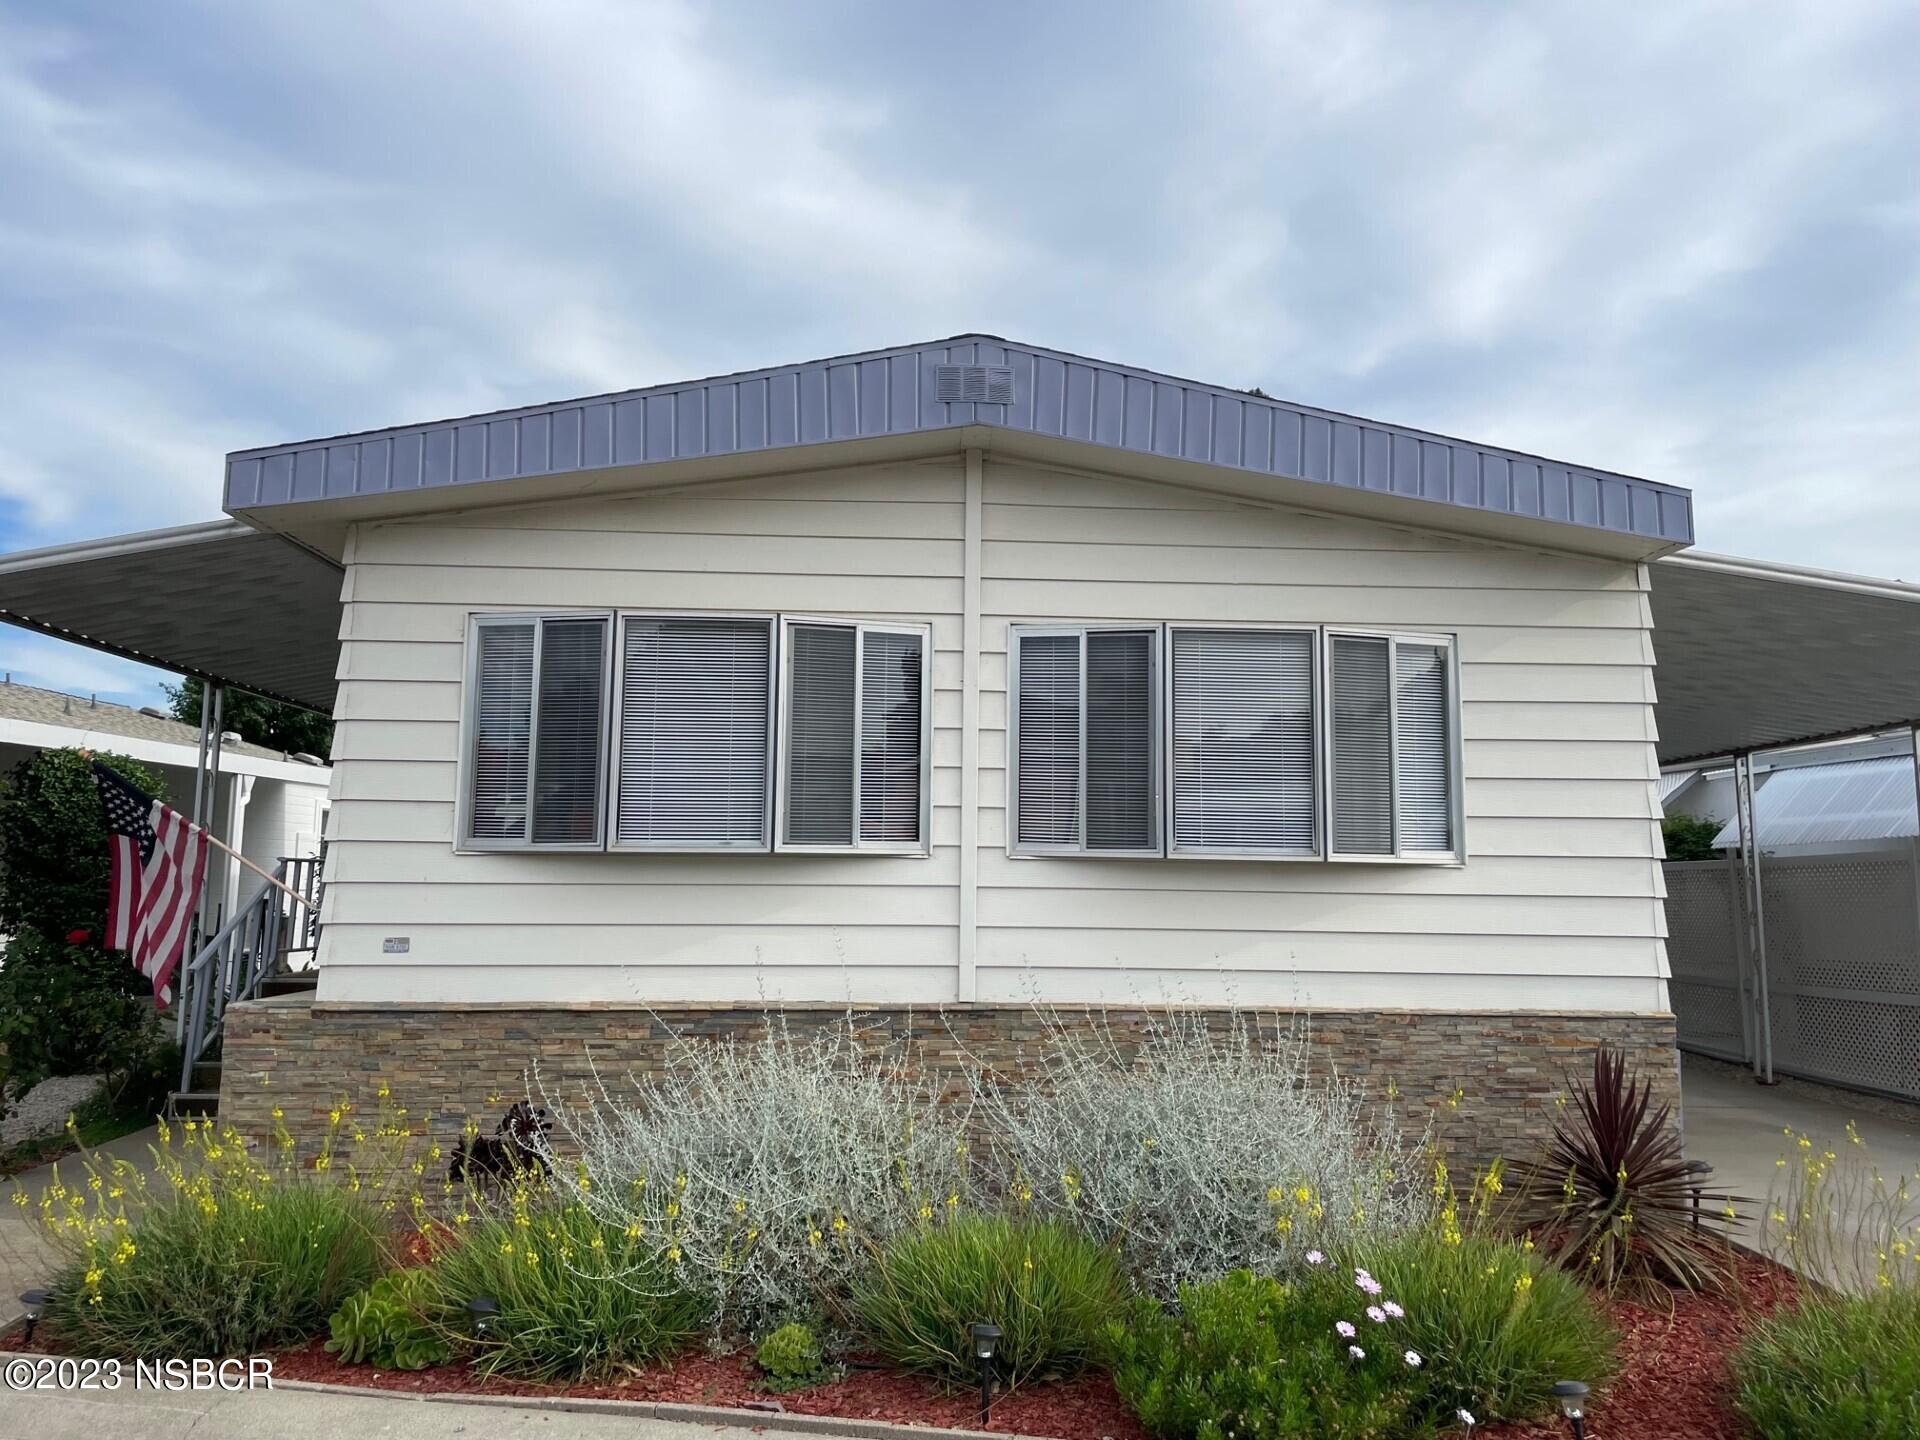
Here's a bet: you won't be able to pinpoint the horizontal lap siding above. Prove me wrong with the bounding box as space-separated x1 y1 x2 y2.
322 460 965 1001
321 453 1667 1012
977 460 1667 1012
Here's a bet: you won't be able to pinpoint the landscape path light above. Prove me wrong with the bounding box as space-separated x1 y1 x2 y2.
466 1294 500 1339
969 1321 1002 1425
1552 1379 1590 1439
19 1289 49 1346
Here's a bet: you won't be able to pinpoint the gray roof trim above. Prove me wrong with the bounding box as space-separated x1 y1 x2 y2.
225 334 1693 547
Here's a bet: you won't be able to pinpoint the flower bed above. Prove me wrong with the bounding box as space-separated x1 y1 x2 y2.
0 1253 1797 1440
7 1032 1846 1439
1481 1253 1795 1440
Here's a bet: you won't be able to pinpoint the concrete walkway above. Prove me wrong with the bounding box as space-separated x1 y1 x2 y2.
0 1378 808 1440
1680 1053 1920 1280
0 1126 160 1327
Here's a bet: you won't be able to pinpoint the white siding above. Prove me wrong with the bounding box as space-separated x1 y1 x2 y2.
317 454 1667 1011
321 460 966 1003
974 459 1665 1011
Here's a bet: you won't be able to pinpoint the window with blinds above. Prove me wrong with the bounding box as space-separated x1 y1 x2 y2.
1327 631 1458 859
1169 627 1318 856
1010 627 1159 855
462 613 610 849
613 615 774 850
778 619 929 851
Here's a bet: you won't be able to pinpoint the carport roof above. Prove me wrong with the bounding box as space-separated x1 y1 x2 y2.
0 520 342 712
0 524 1914 758
1648 551 1920 764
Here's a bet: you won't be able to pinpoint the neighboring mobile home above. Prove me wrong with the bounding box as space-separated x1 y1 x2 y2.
0 680 330 929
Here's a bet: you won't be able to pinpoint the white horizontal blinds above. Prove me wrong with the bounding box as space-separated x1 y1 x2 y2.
1171 628 1316 853
1394 642 1453 853
468 619 535 842
617 617 771 847
859 629 924 846
529 617 609 846
784 624 856 846
1015 633 1082 848
1331 635 1394 855
1085 631 1155 851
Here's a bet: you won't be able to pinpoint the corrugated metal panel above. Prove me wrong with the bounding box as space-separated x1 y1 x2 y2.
225 335 1693 546
1710 756 1919 848
1658 770 1699 805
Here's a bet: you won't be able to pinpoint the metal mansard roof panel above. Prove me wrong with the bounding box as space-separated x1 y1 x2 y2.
224 335 1694 550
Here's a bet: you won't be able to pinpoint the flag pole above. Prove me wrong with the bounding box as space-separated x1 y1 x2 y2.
196 827 310 907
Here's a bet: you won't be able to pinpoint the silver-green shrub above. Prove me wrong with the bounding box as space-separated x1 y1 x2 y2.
967 1008 1431 1297
539 1016 972 1337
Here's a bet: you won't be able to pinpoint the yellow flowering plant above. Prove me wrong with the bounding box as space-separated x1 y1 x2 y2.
11 1098 419 1358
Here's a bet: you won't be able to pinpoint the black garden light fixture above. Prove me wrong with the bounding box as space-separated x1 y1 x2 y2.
465 1294 499 1338
1552 1379 1590 1439
969 1321 1002 1424
18 1289 50 1346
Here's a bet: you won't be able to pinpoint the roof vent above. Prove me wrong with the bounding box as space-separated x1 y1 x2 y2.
139 706 167 719
291 752 325 767
934 364 1014 406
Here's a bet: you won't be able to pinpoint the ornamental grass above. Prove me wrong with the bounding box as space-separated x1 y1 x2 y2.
427 1186 706 1382
851 1214 1131 1389
18 1108 399 1358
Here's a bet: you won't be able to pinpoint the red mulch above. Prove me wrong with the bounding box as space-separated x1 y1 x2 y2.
269 1339 1145 1438
2 1253 1799 1440
1479 1252 1797 1440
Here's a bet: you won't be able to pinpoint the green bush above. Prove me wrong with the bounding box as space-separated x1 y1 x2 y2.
41 1131 383 1358
852 1214 1132 1389
1105 1266 1421 1440
327 1268 451 1371
1357 1229 1617 1427
1733 1290 1920 1440
755 1321 830 1392
1660 812 1723 861
0 748 170 1093
427 1190 706 1382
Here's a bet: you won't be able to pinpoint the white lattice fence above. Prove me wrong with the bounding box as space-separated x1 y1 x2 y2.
1760 842 1920 1101
1664 859 1750 1064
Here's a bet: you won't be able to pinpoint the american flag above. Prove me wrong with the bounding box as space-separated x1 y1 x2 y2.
93 761 209 1005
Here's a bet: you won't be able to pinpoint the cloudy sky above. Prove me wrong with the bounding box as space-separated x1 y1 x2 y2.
1 0 1916 706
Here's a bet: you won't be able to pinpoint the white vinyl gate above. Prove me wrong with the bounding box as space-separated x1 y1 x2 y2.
1665 838 1920 1101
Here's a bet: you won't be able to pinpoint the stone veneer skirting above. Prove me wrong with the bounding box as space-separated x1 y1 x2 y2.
217 999 1680 1171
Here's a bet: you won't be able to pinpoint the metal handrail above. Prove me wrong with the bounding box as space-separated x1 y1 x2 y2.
175 858 317 1095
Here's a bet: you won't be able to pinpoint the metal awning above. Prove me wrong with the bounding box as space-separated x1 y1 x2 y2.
0 522 1915 757
0 520 342 712
1648 551 1920 764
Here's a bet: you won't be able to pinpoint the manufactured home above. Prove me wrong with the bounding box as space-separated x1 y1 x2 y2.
3 336 1917 1153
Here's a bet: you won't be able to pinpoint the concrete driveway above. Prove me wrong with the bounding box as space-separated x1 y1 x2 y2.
0 1125 160 1327
1680 1053 1920 1284
0 1379 827 1440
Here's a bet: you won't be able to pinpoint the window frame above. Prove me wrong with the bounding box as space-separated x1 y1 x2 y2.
605 609 781 855
774 615 934 857
1322 627 1465 866
1006 623 1165 860
456 610 614 854
1164 622 1324 862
